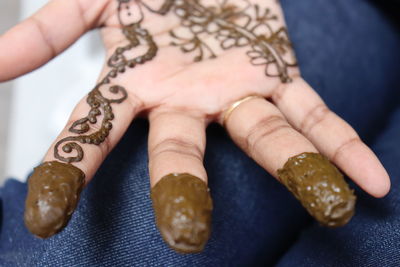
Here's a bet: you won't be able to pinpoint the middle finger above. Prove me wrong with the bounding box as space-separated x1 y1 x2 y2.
147 109 213 254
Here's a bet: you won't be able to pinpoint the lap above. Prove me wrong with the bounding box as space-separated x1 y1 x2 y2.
0 121 310 266
282 0 400 141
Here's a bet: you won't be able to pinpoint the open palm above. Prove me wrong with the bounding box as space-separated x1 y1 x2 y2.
0 0 390 253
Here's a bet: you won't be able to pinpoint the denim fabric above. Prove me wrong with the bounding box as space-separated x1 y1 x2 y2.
1 0 400 266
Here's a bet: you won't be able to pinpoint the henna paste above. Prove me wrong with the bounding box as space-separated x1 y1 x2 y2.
278 153 356 227
24 161 85 238
151 173 213 253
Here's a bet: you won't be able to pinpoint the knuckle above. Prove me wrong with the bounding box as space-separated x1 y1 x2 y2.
97 133 112 160
271 84 287 103
300 104 331 135
74 0 90 29
245 115 291 153
30 16 57 58
150 137 204 163
332 137 361 162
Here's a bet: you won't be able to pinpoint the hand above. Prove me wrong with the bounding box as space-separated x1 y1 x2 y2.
1 0 389 253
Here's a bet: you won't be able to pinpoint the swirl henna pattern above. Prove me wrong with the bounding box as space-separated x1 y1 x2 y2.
54 2 157 163
54 0 297 163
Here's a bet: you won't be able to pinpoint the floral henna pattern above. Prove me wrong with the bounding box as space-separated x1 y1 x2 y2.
55 0 297 163
167 0 297 82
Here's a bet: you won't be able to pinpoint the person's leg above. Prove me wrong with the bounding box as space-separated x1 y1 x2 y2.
1 0 400 266
282 0 400 143
274 1 400 265
0 119 311 266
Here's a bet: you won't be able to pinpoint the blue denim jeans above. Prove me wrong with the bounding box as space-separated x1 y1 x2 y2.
1 0 400 266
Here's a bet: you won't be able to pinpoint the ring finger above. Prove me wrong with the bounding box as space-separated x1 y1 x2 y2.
222 96 356 227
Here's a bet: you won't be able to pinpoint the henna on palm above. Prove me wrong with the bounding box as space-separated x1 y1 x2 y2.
54 0 296 164
25 0 299 244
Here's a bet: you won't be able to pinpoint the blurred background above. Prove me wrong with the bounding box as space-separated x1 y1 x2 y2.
0 0 105 185
0 0 18 185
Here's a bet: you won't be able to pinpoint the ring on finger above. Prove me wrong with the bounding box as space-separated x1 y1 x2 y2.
222 95 265 127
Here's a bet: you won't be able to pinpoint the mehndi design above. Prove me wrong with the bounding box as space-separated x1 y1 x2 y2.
26 0 298 245
167 0 296 82
54 0 296 164
54 3 157 163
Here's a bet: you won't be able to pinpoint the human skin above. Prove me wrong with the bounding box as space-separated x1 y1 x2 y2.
0 0 390 252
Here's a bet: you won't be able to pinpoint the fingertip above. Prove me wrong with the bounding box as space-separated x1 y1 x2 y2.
151 173 213 253
332 139 391 198
24 161 85 238
352 154 391 198
367 170 391 198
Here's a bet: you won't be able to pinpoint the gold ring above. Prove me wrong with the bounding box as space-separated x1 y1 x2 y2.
222 95 265 127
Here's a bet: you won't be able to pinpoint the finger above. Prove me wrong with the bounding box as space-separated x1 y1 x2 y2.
148 110 212 253
0 0 107 81
148 111 208 186
24 88 141 238
272 78 390 198
224 97 356 227
224 97 317 177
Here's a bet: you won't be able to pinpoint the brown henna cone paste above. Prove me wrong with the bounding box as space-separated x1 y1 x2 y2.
151 173 213 253
24 161 85 238
278 152 356 227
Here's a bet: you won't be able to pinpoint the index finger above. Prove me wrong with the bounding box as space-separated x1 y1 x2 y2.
0 0 107 81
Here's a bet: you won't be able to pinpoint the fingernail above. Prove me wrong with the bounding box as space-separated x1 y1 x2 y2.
151 173 213 253
278 152 356 227
24 161 85 238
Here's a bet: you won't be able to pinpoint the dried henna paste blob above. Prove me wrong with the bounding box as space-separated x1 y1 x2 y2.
24 161 85 238
278 152 356 227
151 173 213 253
